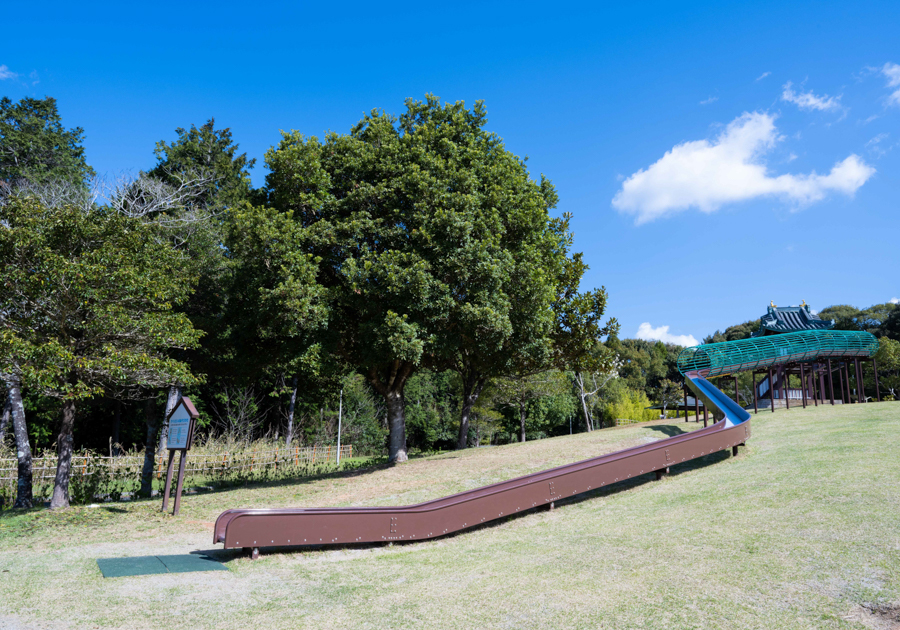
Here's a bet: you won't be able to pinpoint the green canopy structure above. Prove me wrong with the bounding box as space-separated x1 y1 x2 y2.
677 330 879 379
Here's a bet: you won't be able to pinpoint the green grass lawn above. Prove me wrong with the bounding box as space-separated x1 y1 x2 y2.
1 403 898 629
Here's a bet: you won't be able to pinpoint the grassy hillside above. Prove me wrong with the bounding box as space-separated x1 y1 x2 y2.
1 403 898 629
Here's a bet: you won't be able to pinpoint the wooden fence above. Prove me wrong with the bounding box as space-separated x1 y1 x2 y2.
0 444 353 491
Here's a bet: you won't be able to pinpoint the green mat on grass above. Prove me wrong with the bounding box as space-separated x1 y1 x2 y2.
97 554 228 578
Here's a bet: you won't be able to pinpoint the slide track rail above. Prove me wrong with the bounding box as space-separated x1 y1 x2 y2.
215 370 750 555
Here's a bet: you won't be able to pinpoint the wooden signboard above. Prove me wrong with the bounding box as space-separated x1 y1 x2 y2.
161 397 199 516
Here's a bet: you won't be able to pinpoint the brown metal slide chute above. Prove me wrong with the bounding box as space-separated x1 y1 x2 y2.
215 370 749 556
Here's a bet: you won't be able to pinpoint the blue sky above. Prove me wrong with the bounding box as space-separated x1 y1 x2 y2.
3 1 899 345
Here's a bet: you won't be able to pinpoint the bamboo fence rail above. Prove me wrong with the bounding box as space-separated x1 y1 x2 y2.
0 444 352 490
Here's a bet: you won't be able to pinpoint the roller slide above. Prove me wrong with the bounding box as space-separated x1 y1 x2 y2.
215 372 749 556
215 330 877 557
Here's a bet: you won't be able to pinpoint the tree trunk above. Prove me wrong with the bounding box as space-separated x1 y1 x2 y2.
50 399 76 509
384 390 408 463
140 398 159 498
111 400 122 456
0 395 10 442
6 377 33 508
157 386 181 453
456 374 486 450
519 403 527 443
574 372 593 432
368 361 414 464
285 376 298 448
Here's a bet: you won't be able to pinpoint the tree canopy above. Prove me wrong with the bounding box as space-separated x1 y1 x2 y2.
263 95 614 461
0 196 201 506
0 97 94 187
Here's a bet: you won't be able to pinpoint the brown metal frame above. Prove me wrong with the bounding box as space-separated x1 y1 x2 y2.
215 373 750 558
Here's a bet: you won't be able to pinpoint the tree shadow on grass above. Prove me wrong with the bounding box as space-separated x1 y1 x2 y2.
643 424 691 438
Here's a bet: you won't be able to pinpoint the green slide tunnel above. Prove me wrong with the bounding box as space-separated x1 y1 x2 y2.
677 329 879 378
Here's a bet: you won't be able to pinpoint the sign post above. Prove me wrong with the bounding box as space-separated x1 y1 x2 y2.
161 397 199 516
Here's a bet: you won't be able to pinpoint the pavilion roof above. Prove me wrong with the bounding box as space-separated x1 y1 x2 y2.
751 303 834 337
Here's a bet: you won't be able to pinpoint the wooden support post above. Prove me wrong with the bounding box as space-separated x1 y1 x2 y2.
732 445 739 457
683 387 688 422
844 362 852 403
752 372 758 414
838 363 845 403
811 365 818 407
782 366 790 410
694 393 700 423
161 450 176 512
768 368 775 412
800 363 807 408
703 404 708 427
856 358 865 403
733 374 739 406
873 359 881 402
173 450 188 516
827 359 835 405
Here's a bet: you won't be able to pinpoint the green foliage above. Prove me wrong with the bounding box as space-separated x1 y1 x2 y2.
263 94 613 459
608 338 682 394
703 319 761 344
404 370 458 451
0 196 202 399
874 337 900 398
265 95 566 374
818 302 898 337
223 205 328 382
149 118 255 211
0 97 94 186
599 381 657 425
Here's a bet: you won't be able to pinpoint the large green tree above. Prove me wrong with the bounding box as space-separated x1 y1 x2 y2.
263 95 614 462
149 118 255 212
0 196 201 508
0 97 94 186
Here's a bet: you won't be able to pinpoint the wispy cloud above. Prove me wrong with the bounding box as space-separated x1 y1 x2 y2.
0 64 18 80
636 323 698 347
29 70 39 86
866 133 891 158
612 112 875 224
781 81 842 111
890 297 899 305
756 71 771 81
882 63 900 106
700 96 718 105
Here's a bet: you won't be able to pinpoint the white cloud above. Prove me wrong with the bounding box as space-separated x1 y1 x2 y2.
890 297 899 304
612 112 875 224
636 323 698 347
867 132 891 158
0 64 18 80
700 96 718 105
882 63 900 106
781 81 842 111
756 72 771 81
29 70 39 86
